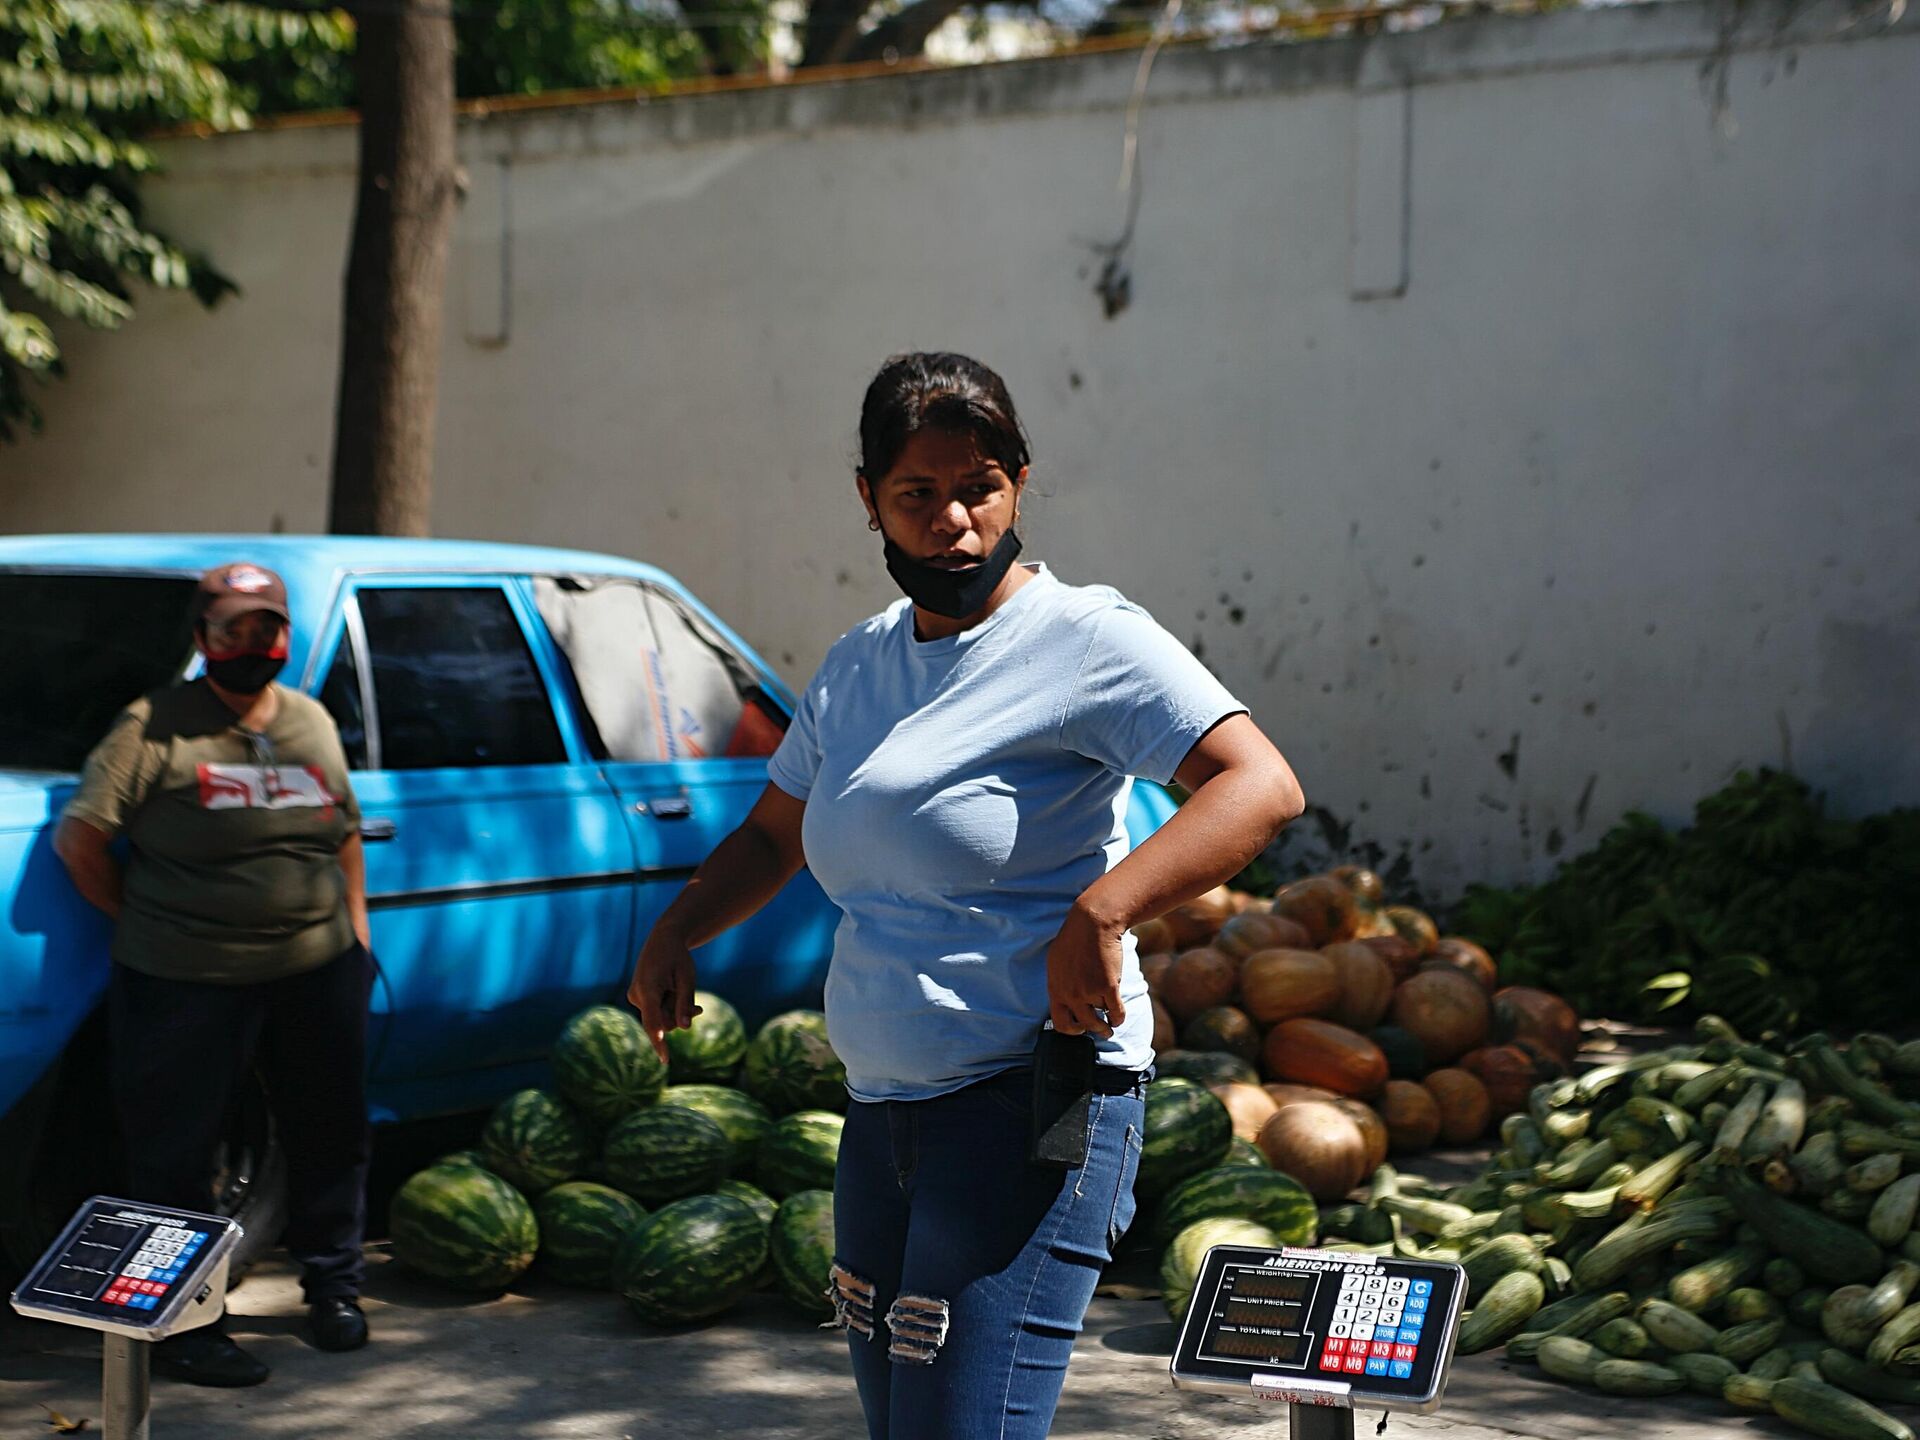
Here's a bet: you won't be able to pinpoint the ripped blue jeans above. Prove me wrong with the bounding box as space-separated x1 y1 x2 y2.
829 1067 1146 1440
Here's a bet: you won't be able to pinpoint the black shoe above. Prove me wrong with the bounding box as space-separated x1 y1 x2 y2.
152 1329 270 1388
309 1297 369 1353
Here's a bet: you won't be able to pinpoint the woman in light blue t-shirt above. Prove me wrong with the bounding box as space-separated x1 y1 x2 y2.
629 353 1304 1439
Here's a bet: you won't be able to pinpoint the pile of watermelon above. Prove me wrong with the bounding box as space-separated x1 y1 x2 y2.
388 998 847 1328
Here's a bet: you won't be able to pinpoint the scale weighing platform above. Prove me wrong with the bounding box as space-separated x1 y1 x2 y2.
10 1197 243 1439
1171 1246 1467 1438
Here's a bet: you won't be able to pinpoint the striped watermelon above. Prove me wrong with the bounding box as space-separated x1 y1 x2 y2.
1223 1138 1270 1169
390 1161 539 1291
479 1089 594 1196
1151 1165 1318 1247
535 1182 649 1289
714 1179 778 1230
756 1110 844 1199
551 1005 668 1127
615 1193 768 1326
1136 1078 1233 1201
433 1149 487 1170
741 1011 847 1115
1156 1050 1260 1087
666 992 750 1084
601 1105 732 1204
657 1085 772 1174
1162 1217 1281 1322
769 1190 836 1319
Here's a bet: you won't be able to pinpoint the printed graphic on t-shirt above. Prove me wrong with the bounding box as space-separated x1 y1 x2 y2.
196 764 339 812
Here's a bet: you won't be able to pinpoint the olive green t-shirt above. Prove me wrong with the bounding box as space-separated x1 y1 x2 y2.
64 680 361 984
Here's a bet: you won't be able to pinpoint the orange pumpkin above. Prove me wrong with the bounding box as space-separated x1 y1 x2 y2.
1378 1080 1441 1154
1214 911 1313 961
1159 947 1238 1023
1209 1081 1282 1143
1321 942 1397 1031
1330 865 1387 906
1513 1036 1572 1079
1151 997 1176 1051
1328 1096 1390 1174
1458 1045 1544 1117
1352 909 1400 940
1239 949 1341 1026
1262 1019 1389 1098
1182 1006 1262 1066
1132 917 1178 956
1358 935 1423 983
1423 1068 1493 1144
1264 1082 1340 1109
1141 951 1175 994
1271 876 1361 947
1256 1101 1370 1201
1389 967 1492 1066
1162 886 1238 948
1425 936 1498 992
1384 905 1440 957
1494 986 1582 1066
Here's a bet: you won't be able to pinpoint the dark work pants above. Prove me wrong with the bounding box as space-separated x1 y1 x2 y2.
109 942 373 1305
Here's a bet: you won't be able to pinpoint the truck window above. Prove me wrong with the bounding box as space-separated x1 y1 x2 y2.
356 587 566 770
316 633 370 770
0 573 197 771
533 576 787 763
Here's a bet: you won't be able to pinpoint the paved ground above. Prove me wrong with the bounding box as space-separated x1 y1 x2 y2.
1 1247 1878 1440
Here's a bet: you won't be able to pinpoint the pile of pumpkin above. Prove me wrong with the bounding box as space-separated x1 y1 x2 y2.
1136 867 1584 1203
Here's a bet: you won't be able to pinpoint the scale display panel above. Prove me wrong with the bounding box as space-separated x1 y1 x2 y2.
1170 1246 1466 1412
10 1197 240 1339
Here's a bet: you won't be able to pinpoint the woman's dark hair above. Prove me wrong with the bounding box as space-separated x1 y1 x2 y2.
857 352 1031 483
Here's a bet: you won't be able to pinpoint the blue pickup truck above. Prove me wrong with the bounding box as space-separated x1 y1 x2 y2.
0 535 1178 1271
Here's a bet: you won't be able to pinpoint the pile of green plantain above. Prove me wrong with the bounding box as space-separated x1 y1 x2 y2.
1318 1015 1920 1439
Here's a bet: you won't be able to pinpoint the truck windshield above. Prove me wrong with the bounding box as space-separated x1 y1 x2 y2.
0 572 198 772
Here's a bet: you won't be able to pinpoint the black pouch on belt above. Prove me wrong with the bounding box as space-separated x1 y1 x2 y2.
1029 1025 1097 1169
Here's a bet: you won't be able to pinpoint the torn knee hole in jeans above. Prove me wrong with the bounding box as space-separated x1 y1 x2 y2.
885 1293 950 1365
827 1263 876 1337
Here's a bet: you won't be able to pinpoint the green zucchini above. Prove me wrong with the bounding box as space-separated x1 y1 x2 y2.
1542 1108 1593 1145
1819 1347 1920 1406
1889 1041 1920 1078
1810 1095 1856 1135
1593 1358 1684 1396
1840 1126 1920 1162
1637 1299 1720 1354
1576 1203 1729 1292
1379 1195 1475 1236
1768 1258 1810 1298
1608 1121 1656 1156
1716 1169 1885 1286
1725 1287 1783 1324
1537 1336 1603 1385
1542 1139 1620 1191
1437 1209 1505 1246
1824 1263 1920 1354
1624 1095 1694 1146
1825 1189 1878 1224
1791 1287 1837 1329
1541 1255 1574 1298
1592 1317 1656 1359
1804 1040 1920 1129
1723 1373 1778 1412
1745 1079 1808 1163
1751 1347 1795 1379
1795 1133 1851 1198
1529 1289 1631 1339
1716 1317 1787 1364
1869 1174 1920 1248
1669 1241 1769 1313
1716 1083 1770 1160
1674 1063 1741 1111
1456 1270 1545 1355
1668 1351 1738 1396
1618 1141 1704 1210
1850 1154 1904 1194
1770 1375 1916 1440
1701 1102 1731 1135
1866 1301 1920 1371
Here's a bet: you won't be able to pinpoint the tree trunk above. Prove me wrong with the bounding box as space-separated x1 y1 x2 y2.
327 0 457 537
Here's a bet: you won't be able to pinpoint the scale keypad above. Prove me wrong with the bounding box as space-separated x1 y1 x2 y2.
99 1226 208 1310
1321 1273 1432 1378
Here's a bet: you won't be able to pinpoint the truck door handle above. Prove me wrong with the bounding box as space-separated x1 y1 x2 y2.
359 818 398 842
638 798 692 820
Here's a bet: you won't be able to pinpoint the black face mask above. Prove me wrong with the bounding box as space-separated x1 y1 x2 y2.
882 527 1024 620
205 652 287 695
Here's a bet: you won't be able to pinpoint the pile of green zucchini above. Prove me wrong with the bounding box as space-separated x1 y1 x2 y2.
1318 1016 1920 1439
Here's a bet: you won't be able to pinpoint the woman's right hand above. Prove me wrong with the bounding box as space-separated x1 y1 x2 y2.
628 926 703 1064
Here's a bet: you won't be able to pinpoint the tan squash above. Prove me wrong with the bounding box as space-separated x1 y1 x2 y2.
1493 986 1582 1066
1329 865 1387 906
1388 967 1492 1066
1321 941 1397 1031
1358 934 1423 983
1423 1068 1493 1145
1132 917 1178 956
1261 1018 1390 1098
1159 947 1239 1024
1424 936 1499 992
1214 911 1313 962
1239 948 1341 1026
1271 876 1362 947
1141 950 1175 995
1256 1101 1370 1201
1162 886 1238 948
1327 1096 1391 1173
1151 997 1177 1051
1383 905 1441 957
1208 1081 1282 1144
1264 1082 1340 1109
1458 1045 1544 1118
1378 1079 1442 1154
1181 1006 1262 1066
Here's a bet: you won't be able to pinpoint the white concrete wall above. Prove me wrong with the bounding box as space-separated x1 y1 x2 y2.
6 0 1918 896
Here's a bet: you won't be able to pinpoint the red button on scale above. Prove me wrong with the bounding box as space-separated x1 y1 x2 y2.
1322 1338 1344 1356
1345 1355 1368 1374
1395 1344 1417 1361
1371 1341 1393 1358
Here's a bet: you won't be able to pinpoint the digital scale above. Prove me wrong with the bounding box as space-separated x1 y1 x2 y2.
1170 1246 1467 1438
10 1197 244 1440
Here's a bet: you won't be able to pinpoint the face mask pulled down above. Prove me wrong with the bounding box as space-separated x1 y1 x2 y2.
882 527 1023 620
204 642 288 695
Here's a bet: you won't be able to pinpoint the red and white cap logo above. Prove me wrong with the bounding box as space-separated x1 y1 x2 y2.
224 565 274 594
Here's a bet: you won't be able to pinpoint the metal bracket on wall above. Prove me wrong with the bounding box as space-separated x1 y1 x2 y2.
1350 84 1412 301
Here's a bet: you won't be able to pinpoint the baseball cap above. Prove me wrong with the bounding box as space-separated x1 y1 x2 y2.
192 562 291 628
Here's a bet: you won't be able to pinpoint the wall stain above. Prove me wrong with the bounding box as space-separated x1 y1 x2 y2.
1574 773 1597 830
1496 733 1520 778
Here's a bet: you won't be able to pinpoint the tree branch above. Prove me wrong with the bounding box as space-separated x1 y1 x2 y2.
842 0 973 61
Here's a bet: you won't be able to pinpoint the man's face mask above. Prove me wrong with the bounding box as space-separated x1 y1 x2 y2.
881 526 1024 620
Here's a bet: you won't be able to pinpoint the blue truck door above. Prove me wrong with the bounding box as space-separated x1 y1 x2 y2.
526 576 837 1028
311 577 635 1097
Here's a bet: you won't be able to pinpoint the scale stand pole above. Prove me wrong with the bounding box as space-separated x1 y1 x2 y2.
101 1333 151 1440
1289 1403 1355 1440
